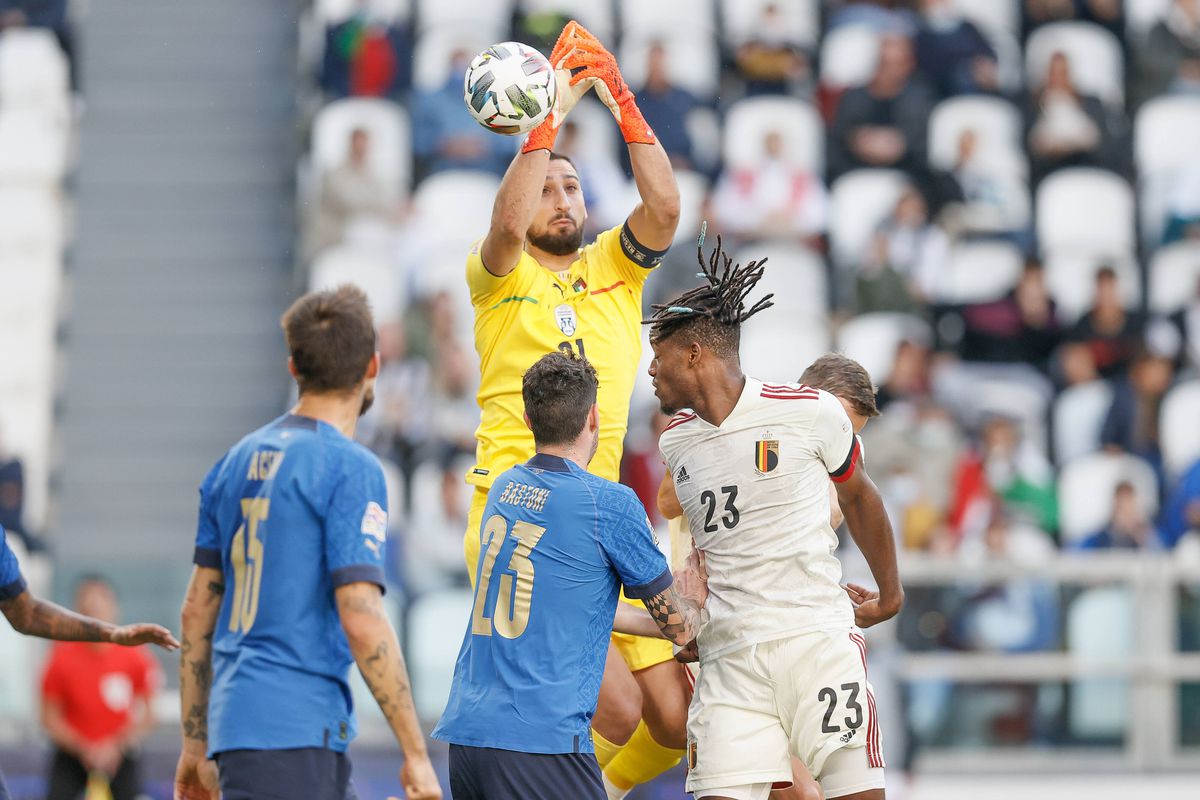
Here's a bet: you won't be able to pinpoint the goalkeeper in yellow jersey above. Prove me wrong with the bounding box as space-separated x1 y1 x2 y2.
462 21 691 799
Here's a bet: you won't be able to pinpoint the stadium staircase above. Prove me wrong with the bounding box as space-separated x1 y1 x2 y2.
54 0 299 598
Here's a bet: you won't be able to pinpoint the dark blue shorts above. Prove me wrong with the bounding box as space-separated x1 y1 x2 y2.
448 744 603 800
215 748 358 800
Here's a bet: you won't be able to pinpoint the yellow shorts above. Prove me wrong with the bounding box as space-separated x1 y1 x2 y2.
463 487 674 672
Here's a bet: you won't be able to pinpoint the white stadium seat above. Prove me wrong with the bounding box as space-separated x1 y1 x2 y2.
1058 452 1159 543
736 242 828 318
1026 22 1125 106
1125 0 1172 35
936 241 1024 304
1134 96 1200 179
311 98 410 199
1148 242 1200 314
1052 380 1114 466
836 313 932 385
416 0 512 34
0 110 69 185
408 589 475 719
1161 381 1200 479
0 29 69 113
1036 168 1135 257
740 315 832 385
413 25 503 92
928 95 1024 174
828 169 909 268
0 187 65 255
610 170 709 246
819 24 880 89
619 29 721 100
1043 252 1140 322
313 0 410 25
720 0 819 47
309 244 404 323
952 0 1019 36
521 0 616 42
563 98 619 164
412 170 500 244
723 97 824 174
619 0 716 36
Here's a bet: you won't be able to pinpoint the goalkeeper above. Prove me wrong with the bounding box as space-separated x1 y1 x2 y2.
461 21 691 799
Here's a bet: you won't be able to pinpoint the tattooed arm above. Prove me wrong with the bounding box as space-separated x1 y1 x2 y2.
336 581 442 800
1 591 179 648
643 548 708 648
174 566 223 800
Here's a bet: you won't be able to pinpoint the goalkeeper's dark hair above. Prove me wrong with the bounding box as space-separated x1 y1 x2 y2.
642 234 773 359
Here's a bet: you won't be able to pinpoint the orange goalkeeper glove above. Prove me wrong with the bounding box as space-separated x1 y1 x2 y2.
521 22 599 154
559 22 655 146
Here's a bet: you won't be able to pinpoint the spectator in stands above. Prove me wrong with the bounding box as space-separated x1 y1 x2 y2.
828 33 936 180
874 338 936 410
1163 458 1200 548
633 42 698 170
555 120 629 237
1100 347 1176 473
1133 0 1200 106
1025 52 1115 183
733 3 813 97
957 258 1061 371
947 129 1031 239
1064 266 1144 379
308 127 396 257
1021 0 1123 40
914 0 1000 98
0 0 75 88
320 0 409 98
426 295 478 525
709 129 827 248
413 48 517 179
856 186 950 312
1077 480 1165 550
40 575 162 800
0 427 33 552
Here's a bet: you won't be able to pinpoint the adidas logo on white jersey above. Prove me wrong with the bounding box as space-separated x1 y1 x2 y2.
675 465 691 485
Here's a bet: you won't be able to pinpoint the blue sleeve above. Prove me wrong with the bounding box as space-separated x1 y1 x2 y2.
324 450 388 593
193 457 225 569
594 484 671 600
0 528 27 601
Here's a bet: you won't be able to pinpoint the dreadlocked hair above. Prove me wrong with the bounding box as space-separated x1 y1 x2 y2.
642 234 774 358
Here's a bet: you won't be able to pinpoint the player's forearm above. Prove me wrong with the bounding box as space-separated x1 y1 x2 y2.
626 141 680 249
2 592 116 642
178 569 223 756
612 601 666 639
840 480 904 613
645 584 701 647
347 618 428 758
482 149 550 270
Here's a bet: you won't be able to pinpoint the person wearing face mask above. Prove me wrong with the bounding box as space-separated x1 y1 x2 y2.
914 0 1000 98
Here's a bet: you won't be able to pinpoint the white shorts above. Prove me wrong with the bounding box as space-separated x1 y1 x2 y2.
693 748 885 800
685 628 885 796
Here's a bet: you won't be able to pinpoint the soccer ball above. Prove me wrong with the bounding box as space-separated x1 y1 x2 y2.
463 42 557 136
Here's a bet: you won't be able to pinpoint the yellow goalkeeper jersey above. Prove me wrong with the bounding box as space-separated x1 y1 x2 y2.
465 224 659 489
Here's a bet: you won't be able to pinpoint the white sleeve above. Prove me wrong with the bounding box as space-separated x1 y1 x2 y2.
811 389 859 481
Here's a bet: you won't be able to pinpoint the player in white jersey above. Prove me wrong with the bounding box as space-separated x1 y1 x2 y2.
644 238 903 800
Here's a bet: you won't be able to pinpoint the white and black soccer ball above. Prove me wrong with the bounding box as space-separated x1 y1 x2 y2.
463 42 557 136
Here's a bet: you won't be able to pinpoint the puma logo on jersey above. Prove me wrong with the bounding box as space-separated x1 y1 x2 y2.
675 465 691 485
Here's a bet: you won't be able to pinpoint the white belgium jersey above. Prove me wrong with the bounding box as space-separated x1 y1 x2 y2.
658 378 862 661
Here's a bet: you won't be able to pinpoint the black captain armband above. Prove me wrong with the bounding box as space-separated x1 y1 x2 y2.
620 221 669 269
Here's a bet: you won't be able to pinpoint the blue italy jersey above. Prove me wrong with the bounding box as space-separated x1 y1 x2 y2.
0 525 26 602
193 414 388 756
433 454 671 754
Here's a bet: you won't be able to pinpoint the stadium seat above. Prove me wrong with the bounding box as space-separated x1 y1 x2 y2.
982 27 1026 95
935 364 1054 455
412 170 500 244
309 244 405 323
819 24 880 89
1138 172 1175 251
1043 252 1140 322
927 95 1025 175
619 0 716 36
740 316 832 385
412 25 502 92
562 98 619 164
736 242 828 318
934 241 1024 305
1134 96 1200 179
0 186 65 255
0 29 69 113
408 589 475 719
521 0 616 42
1058 452 1159 543
1036 168 1135 258
1052 380 1114 466
618 29 721 100
1066 586 1133 739
723 97 824 174
313 0 411 25
828 169 909 268
1148 241 1200 314
0 109 69 186
310 98 410 199
720 0 819 47
836 313 931 385
1125 0 1172 35
416 0 512 34
1161 381 1200 479
1025 22 1125 107
952 0 1019 36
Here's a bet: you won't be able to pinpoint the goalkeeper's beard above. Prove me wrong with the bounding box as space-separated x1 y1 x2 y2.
528 219 584 256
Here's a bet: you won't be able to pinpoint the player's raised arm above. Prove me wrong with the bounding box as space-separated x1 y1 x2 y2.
174 565 223 800
832 460 904 628
561 23 680 249
0 589 179 649
336 582 442 800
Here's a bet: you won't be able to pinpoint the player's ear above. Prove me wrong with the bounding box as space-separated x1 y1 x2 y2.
523 412 534 432
688 342 702 367
365 352 381 381
588 403 600 432
287 357 299 380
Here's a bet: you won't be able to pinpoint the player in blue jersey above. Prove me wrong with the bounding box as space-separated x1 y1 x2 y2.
433 351 707 800
172 286 441 800
0 525 178 800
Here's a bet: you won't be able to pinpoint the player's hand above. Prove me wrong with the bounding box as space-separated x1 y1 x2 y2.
843 583 901 628
557 22 655 144
173 753 219 800
112 622 181 650
520 21 598 153
674 546 709 610
674 639 700 664
393 754 443 800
